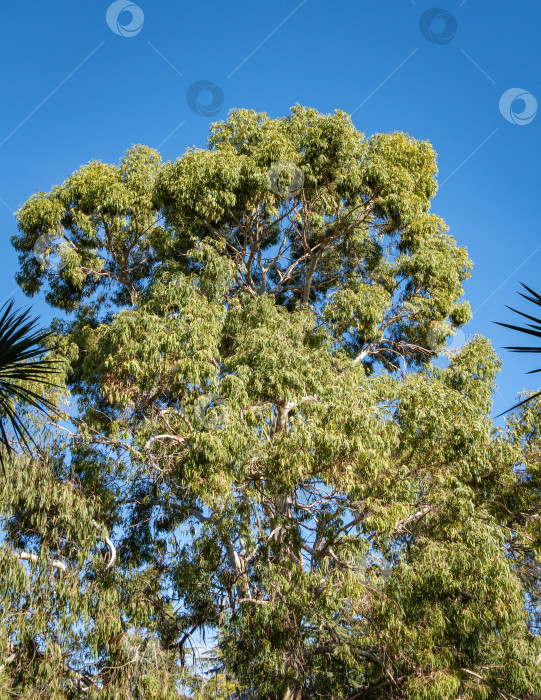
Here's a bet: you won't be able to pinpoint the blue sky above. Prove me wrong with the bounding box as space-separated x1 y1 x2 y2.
1 0 540 419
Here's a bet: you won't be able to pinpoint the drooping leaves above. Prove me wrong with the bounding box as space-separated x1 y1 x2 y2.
3 108 540 698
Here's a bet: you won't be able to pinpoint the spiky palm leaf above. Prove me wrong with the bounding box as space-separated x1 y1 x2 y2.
0 300 58 468
496 283 541 415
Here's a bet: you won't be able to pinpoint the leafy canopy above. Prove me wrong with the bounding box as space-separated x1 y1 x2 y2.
4 106 540 699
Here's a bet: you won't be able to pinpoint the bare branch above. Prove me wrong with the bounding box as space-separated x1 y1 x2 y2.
144 434 188 451
92 520 116 569
16 551 67 573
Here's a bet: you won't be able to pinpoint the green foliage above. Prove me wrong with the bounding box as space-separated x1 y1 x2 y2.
0 300 58 468
4 107 540 698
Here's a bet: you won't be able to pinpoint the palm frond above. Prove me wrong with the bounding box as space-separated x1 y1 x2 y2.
496 283 541 416
0 300 59 470
502 305 541 327
496 322 541 341
518 283 541 304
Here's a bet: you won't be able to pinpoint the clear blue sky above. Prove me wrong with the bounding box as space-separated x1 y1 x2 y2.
1 0 540 419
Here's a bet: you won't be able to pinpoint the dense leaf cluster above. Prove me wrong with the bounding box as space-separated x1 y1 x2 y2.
3 107 540 698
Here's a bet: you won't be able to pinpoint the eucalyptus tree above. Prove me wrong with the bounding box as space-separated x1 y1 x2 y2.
5 107 541 698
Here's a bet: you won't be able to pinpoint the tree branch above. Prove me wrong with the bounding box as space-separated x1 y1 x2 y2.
16 551 67 572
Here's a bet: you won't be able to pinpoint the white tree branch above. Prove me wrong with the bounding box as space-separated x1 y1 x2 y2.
393 506 431 534
92 520 116 569
16 551 67 572
144 434 188 451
